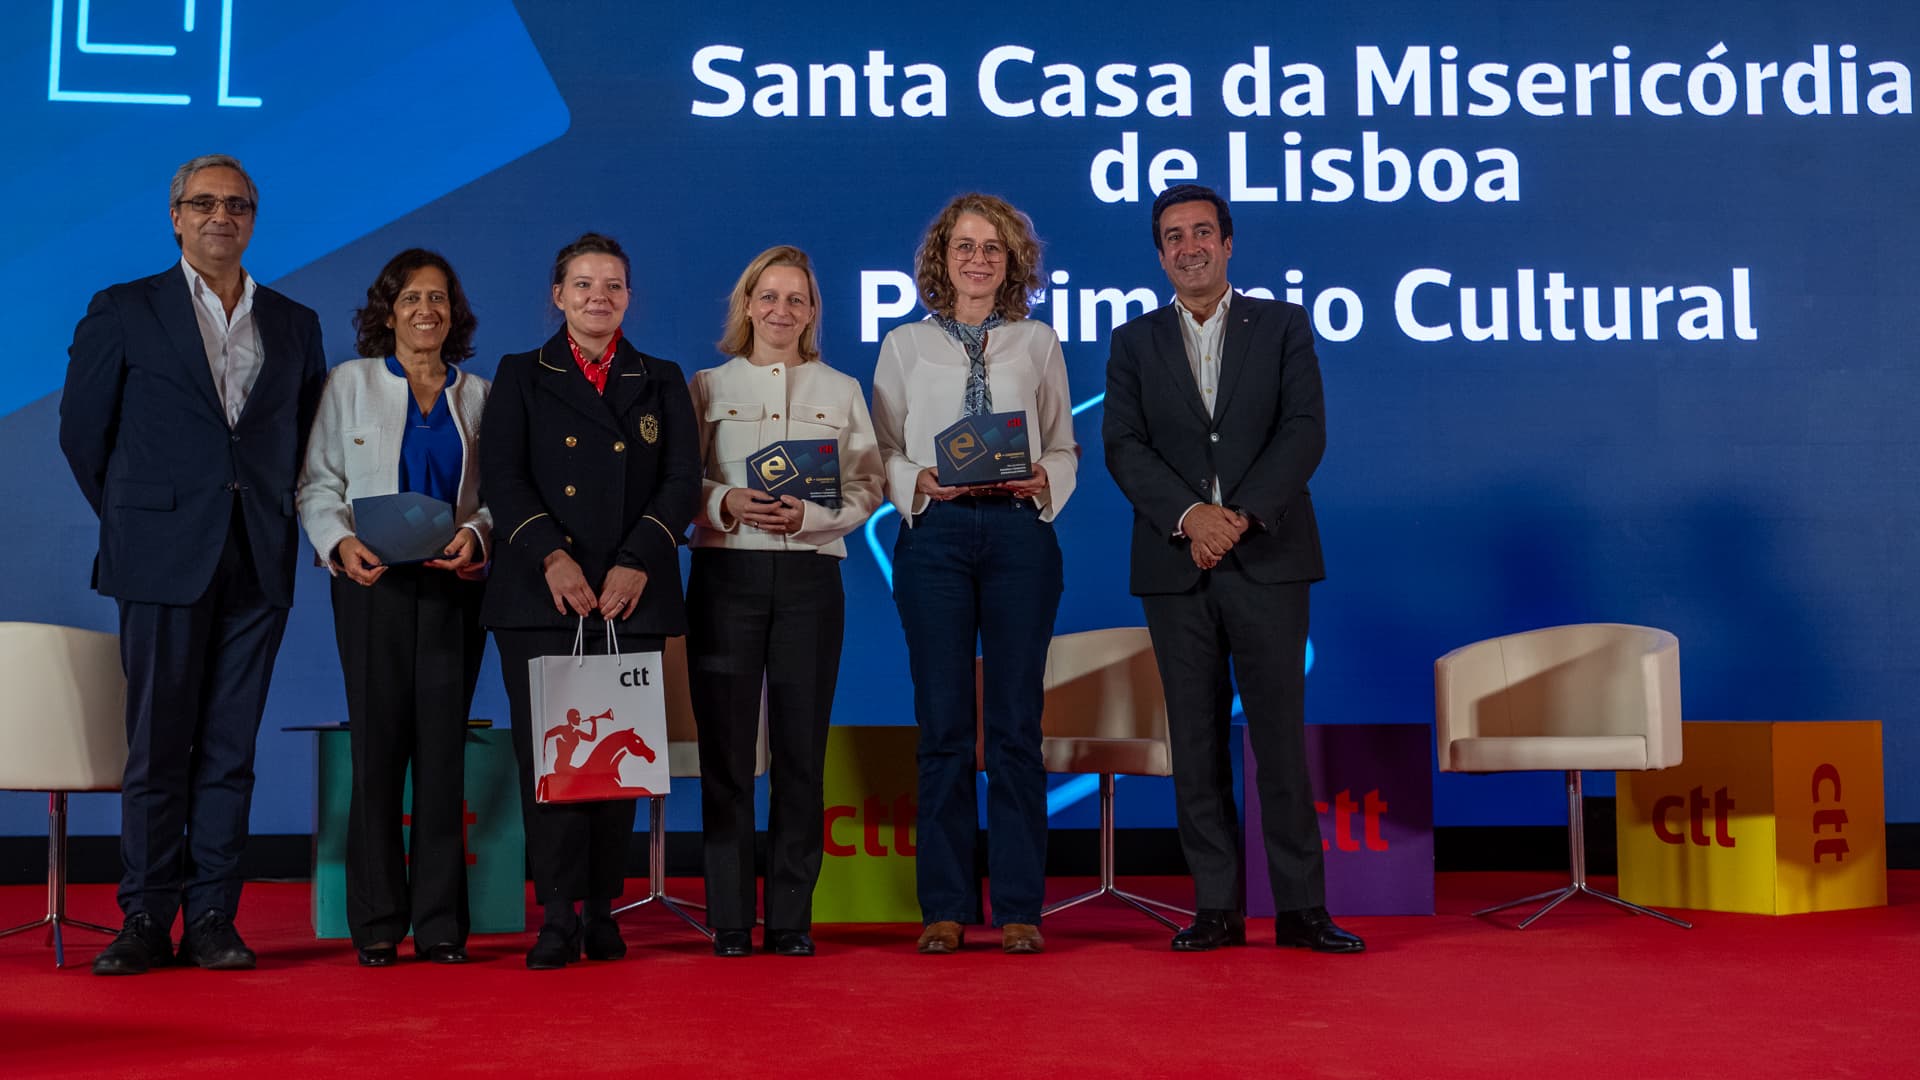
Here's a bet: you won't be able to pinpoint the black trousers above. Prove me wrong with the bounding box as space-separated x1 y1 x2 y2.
331 565 485 949
687 548 845 932
115 506 287 929
495 625 655 905
1142 570 1326 913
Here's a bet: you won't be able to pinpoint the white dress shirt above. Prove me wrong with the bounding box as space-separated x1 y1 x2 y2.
872 317 1079 525
1175 286 1233 533
689 356 884 557
180 255 263 427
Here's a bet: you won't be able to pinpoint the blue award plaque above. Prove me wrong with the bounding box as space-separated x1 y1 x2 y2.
351 492 458 564
745 438 841 508
934 411 1032 486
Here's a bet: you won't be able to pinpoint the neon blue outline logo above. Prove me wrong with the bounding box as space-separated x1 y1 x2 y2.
48 0 262 107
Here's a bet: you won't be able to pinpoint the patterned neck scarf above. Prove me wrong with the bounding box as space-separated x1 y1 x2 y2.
565 328 623 395
934 311 1005 417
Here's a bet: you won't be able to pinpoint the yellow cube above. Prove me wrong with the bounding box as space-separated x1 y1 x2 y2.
811 726 923 923
1616 721 1886 914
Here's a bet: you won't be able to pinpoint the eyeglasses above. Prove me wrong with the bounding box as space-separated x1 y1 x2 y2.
174 195 256 217
949 240 1005 263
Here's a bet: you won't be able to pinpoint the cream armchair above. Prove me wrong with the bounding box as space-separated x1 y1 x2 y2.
1034 628 1192 930
0 622 128 966
1435 623 1691 928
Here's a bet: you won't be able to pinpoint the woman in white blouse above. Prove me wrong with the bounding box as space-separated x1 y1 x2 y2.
687 245 884 957
296 248 491 967
872 194 1078 956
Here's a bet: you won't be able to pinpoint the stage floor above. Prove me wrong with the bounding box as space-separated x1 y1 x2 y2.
2 872 1912 1077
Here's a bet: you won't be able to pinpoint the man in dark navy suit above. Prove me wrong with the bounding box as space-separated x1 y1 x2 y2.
1104 184 1363 954
60 154 326 974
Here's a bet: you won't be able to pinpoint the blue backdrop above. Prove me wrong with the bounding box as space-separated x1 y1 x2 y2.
3 1 1916 839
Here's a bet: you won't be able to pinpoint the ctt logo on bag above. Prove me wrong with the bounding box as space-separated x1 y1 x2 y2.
529 623 671 802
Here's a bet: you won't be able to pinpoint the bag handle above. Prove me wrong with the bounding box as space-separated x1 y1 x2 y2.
568 615 623 666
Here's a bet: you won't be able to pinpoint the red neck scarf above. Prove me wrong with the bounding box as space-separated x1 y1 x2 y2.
565 329 622 394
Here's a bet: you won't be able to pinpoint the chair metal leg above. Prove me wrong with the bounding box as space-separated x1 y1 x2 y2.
1474 772 1692 930
1471 887 1571 917
0 794 116 967
1040 775 1192 931
610 797 715 940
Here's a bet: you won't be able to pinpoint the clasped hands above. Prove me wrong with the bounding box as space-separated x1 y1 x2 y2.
543 549 647 620
722 487 807 535
335 529 481 587
1184 504 1251 570
915 464 1049 504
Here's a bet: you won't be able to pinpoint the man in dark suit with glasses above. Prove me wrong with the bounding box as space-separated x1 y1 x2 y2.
60 154 326 974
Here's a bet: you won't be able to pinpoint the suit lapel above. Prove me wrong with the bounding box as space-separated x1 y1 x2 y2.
535 333 626 435
1151 305 1211 425
238 287 292 427
1212 299 1256 421
149 266 226 419
602 339 651 419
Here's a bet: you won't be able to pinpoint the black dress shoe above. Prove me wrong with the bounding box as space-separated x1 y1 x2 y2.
92 913 172 976
525 923 583 970
711 929 753 957
583 917 626 961
1170 910 1247 952
356 943 398 967
766 930 814 957
1274 906 1366 953
422 943 468 964
177 911 257 970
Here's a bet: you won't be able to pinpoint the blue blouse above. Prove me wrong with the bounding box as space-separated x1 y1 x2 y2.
386 356 463 502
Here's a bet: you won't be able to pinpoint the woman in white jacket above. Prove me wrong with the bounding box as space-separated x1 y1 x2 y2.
297 249 491 967
687 245 884 957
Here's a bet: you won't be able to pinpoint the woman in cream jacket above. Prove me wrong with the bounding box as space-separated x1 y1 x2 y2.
687 245 883 957
297 248 490 967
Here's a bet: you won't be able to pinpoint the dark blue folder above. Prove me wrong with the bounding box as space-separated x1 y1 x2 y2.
351 492 457 565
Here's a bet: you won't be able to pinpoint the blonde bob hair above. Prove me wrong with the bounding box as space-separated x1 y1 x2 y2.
913 193 1042 321
717 245 822 363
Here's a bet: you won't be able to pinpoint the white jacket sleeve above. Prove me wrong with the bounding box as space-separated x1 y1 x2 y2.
872 330 929 523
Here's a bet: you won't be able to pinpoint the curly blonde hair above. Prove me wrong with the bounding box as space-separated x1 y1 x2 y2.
717 245 821 363
912 193 1042 321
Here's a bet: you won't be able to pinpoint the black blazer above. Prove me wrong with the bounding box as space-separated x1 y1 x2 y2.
1103 294 1326 596
58 264 326 607
479 331 700 637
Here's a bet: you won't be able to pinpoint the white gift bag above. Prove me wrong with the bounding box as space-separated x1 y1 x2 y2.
529 619 670 803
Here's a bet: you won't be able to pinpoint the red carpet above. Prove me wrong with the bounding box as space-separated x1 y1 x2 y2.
1 873 1913 1078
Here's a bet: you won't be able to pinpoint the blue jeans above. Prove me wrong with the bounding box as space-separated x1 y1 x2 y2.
893 496 1063 927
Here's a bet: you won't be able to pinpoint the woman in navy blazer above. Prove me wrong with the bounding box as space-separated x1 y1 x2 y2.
480 233 700 970
297 248 491 967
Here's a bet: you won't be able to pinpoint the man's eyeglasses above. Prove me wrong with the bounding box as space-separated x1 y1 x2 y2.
949 240 1006 263
174 195 256 217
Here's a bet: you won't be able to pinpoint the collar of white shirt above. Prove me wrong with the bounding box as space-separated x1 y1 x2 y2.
1174 283 1232 332
179 254 257 327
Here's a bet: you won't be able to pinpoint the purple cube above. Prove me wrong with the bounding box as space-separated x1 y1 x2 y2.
1245 723 1435 917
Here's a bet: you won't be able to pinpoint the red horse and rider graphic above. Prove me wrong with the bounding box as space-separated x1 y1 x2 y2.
537 706 659 802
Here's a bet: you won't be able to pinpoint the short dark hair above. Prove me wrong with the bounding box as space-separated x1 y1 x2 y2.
352 249 478 361
1150 184 1233 252
551 232 631 287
